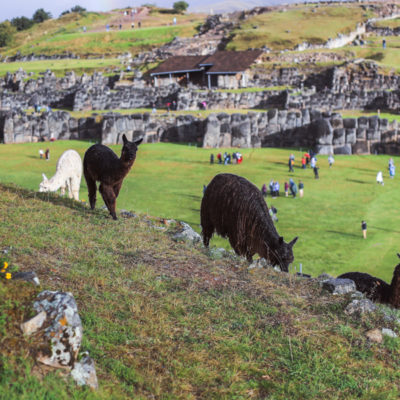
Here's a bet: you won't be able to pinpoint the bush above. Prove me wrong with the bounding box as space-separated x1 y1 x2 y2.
11 16 34 32
0 21 16 47
71 5 86 13
32 8 52 24
173 1 189 13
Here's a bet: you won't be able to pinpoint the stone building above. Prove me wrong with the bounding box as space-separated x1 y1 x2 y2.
150 50 263 89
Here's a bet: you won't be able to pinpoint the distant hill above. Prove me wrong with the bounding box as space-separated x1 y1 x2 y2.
190 0 300 13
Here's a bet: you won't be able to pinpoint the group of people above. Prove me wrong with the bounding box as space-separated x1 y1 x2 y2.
289 151 327 179
261 179 304 198
39 148 50 160
210 152 243 165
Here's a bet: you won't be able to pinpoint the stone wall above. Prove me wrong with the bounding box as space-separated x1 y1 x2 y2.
1 109 399 155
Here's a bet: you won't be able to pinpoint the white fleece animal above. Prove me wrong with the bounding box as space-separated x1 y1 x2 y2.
39 150 82 201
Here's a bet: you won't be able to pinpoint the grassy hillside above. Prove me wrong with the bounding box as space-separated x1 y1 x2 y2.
1 183 400 399
226 4 377 51
1 141 400 282
1 9 205 58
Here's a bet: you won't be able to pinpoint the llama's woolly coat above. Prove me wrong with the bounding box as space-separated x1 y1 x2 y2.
83 134 142 220
338 256 400 308
201 173 297 271
39 149 82 201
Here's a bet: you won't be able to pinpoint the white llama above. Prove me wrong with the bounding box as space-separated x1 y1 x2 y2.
39 150 82 201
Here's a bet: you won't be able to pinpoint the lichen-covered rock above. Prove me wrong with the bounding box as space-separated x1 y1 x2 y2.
322 278 356 295
71 354 98 389
172 222 201 244
345 299 376 315
33 291 83 368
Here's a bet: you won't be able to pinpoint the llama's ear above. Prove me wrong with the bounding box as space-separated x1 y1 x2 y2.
134 138 143 146
289 236 298 248
122 134 128 145
42 173 48 181
397 253 400 259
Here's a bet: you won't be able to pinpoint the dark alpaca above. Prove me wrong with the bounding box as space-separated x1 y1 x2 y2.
83 134 142 220
338 254 400 307
201 173 298 271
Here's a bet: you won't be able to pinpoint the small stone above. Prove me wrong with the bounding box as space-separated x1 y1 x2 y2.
345 299 376 315
172 222 201 244
382 328 397 338
366 328 383 343
21 311 47 335
249 258 268 270
322 278 356 295
120 210 137 218
316 273 334 281
71 354 98 390
13 271 40 286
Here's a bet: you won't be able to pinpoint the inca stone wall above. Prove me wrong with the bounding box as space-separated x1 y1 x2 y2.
1 109 398 155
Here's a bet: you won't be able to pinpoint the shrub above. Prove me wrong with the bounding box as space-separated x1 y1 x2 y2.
0 21 16 47
11 16 34 32
173 1 189 13
32 8 52 24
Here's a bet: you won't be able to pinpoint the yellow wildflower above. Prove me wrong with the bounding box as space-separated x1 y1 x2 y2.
5 273 11 280
3 262 8 269
0 269 5 273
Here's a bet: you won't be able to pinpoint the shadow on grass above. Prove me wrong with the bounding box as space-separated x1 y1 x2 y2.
326 230 360 238
369 225 400 235
346 178 370 184
0 182 107 219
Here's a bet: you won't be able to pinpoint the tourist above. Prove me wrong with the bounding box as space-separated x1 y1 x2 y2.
269 205 278 222
310 156 317 169
299 180 304 197
39 149 44 159
328 154 334 168
269 179 274 196
261 183 267 198
313 166 319 179
152 103 156 113
217 153 222 164
361 220 367 239
284 181 289 197
376 171 384 185
210 154 214 164
273 181 280 197
288 156 294 172
45 148 50 161
301 156 306 169
389 164 395 178
289 178 298 198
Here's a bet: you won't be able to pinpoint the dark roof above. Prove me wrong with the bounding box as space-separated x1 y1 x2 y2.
150 55 207 76
201 50 263 74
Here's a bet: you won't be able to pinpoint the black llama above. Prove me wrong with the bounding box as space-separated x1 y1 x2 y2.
201 173 298 271
83 134 142 220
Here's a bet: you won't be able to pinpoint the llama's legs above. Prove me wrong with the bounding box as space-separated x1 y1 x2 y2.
66 179 73 199
70 175 80 201
113 183 122 198
99 183 118 220
85 175 97 210
201 221 214 247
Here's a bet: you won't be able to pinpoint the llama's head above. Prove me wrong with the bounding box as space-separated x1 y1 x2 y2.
262 236 298 272
121 134 143 163
39 173 51 192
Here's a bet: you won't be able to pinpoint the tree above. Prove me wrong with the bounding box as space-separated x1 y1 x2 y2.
11 16 34 31
71 5 86 13
32 8 52 24
0 21 16 47
173 1 189 13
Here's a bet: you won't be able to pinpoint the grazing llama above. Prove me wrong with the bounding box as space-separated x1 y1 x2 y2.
83 134 142 220
338 254 400 308
201 173 298 271
39 149 82 201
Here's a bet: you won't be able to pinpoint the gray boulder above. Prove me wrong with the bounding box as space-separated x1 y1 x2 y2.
322 278 356 295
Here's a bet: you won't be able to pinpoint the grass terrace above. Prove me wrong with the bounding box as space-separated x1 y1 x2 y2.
226 4 377 51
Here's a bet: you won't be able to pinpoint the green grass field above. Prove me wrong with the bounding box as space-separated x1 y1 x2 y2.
0 141 399 282
226 4 377 51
